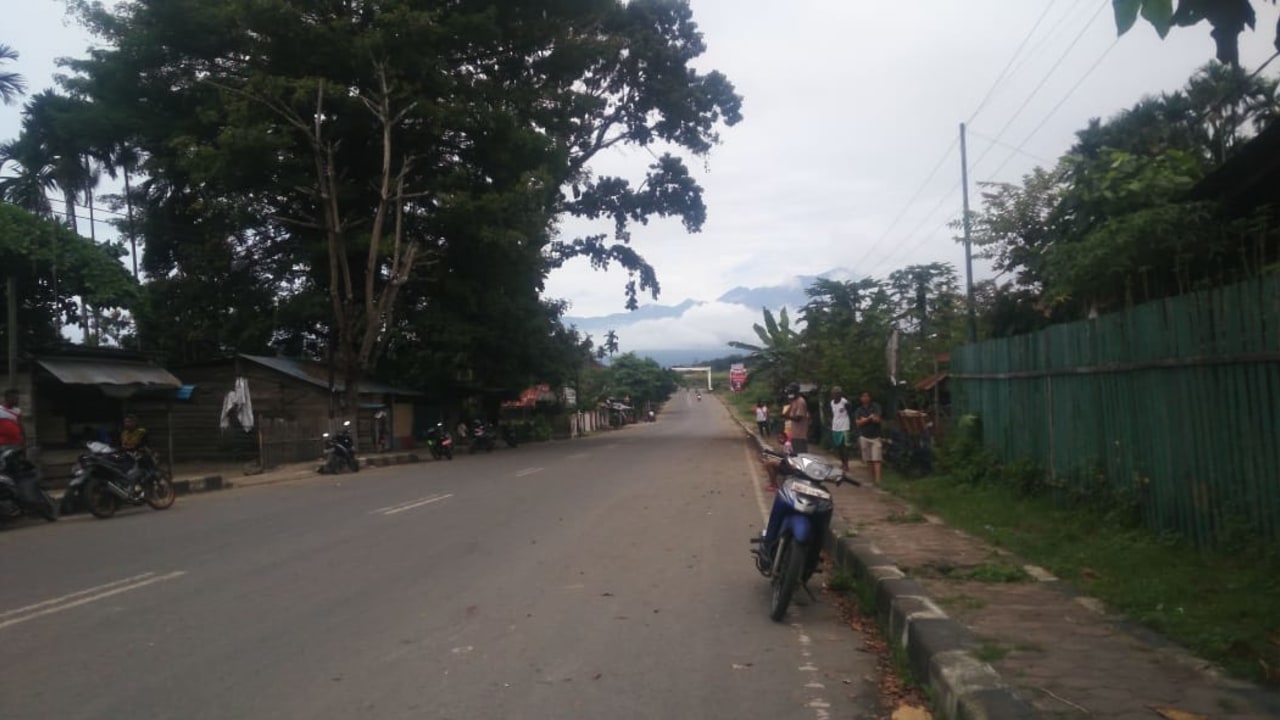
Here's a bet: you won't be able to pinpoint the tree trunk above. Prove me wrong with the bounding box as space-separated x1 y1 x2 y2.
124 169 138 279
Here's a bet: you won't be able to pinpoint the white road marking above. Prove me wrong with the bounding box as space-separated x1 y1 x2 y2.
377 494 453 516
0 571 187 631
514 467 544 478
0 572 156 620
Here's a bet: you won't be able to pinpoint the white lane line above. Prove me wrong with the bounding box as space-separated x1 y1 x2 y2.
0 571 187 631
514 467 544 478
370 494 450 515
0 572 157 620
380 494 453 516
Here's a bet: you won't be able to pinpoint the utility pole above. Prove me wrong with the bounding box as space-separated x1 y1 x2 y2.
6 276 17 389
960 122 977 344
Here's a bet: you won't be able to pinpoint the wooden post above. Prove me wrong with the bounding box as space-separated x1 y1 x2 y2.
6 275 16 389
166 398 175 480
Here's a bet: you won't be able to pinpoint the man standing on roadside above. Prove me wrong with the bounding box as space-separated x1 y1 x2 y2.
854 391 884 485
829 386 853 472
784 384 810 454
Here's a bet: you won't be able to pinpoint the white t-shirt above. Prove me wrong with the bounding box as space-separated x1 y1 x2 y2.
830 398 852 432
755 406 768 422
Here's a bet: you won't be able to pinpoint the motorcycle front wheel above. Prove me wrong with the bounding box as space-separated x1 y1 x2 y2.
146 475 176 510
769 536 804 622
84 478 119 519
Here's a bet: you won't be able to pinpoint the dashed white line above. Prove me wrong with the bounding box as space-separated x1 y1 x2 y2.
514 467 544 478
373 494 453 516
0 571 187 631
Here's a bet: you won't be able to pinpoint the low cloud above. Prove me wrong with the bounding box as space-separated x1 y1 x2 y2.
620 301 784 352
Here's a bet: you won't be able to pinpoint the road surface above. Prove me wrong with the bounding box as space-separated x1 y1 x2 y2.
0 392 877 719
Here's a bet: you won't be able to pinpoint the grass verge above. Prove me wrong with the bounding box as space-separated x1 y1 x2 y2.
885 473 1280 685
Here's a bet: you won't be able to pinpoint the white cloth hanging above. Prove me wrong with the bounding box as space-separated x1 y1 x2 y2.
220 377 255 431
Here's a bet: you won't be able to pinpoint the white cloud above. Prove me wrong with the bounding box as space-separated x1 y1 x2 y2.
620 301 774 352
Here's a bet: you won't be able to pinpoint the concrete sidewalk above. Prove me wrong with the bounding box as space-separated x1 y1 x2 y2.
723 400 1280 720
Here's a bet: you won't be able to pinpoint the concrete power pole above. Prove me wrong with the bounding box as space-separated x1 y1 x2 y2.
960 122 977 344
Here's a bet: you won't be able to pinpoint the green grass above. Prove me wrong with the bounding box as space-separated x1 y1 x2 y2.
827 568 856 593
885 473 1280 685
957 562 1028 583
973 641 1010 663
886 510 927 524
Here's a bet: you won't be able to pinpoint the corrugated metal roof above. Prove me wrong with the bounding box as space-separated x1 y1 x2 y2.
239 355 421 396
37 358 182 389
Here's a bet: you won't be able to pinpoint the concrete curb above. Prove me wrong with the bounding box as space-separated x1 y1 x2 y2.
826 534 1038 720
717 396 1038 720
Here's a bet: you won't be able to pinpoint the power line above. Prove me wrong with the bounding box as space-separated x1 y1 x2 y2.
968 0 1110 175
966 0 1064 125
847 137 958 273
966 127 1054 165
865 182 962 278
982 38 1120 182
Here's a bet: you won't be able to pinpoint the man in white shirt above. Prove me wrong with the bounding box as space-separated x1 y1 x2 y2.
829 386 853 472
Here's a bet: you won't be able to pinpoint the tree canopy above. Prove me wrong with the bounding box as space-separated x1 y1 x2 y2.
50 0 740 402
1114 0 1280 66
0 203 138 350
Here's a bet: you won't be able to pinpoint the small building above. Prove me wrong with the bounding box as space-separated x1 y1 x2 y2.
6 346 184 483
157 354 423 468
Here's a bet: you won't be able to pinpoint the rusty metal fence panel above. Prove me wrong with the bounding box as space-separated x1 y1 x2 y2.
951 276 1280 546
258 417 326 469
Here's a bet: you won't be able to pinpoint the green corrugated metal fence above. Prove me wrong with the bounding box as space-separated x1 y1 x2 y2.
951 276 1280 546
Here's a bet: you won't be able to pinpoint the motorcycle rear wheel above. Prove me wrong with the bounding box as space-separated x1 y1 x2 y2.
85 478 118 519
146 475 176 510
769 536 804 622
36 488 58 522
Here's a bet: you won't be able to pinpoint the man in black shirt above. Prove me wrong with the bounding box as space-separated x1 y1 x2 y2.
853 392 883 485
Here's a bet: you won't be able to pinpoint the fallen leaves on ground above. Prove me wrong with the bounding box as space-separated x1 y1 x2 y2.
891 704 932 720
825 561 929 719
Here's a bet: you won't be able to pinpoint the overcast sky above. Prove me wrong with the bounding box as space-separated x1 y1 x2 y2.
4 0 1280 347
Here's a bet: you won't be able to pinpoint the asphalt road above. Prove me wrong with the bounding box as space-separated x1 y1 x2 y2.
0 392 877 720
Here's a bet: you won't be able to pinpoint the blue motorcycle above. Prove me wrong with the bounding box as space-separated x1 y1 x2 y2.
751 449 854 621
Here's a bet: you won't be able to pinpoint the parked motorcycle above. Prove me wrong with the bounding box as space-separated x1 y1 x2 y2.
0 448 58 524
499 423 519 449
750 449 854 621
469 421 495 455
60 442 176 519
320 420 360 474
425 423 454 461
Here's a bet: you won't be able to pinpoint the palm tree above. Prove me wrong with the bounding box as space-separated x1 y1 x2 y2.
0 44 25 105
0 134 56 215
603 329 620 357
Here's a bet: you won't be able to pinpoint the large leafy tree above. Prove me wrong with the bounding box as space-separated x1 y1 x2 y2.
1114 0 1280 66
66 0 741 403
0 203 137 350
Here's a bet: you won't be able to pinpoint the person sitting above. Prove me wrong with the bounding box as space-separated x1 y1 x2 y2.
120 414 149 452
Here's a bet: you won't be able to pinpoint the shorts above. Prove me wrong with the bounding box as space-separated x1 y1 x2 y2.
830 430 849 448
859 436 882 463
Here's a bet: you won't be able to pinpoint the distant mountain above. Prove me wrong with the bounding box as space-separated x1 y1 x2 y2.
558 268 858 360
564 298 701 335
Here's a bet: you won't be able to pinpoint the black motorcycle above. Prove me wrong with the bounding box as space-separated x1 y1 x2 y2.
469 421 495 454
0 448 58 524
319 420 360 474
425 423 454 461
499 423 519 449
60 442 176 519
